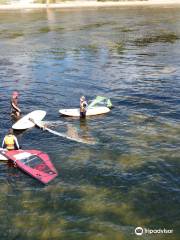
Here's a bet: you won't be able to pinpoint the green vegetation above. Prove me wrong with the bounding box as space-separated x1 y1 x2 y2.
80 44 99 53
134 32 179 46
78 22 115 31
0 30 24 39
108 41 125 54
38 27 51 33
8 32 24 38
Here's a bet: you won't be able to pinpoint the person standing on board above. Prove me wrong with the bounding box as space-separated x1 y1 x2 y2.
2 129 20 151
80 96 88 118
11 91 21 119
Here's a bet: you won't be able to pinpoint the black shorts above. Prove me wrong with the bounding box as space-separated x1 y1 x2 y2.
80 111 86 118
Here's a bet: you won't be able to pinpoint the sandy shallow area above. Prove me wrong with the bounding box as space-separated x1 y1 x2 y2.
0 0 180 10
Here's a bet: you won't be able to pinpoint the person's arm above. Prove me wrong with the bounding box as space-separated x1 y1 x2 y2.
2 138 5 149
11 101 21 112
80 102 83 110
14 136 20 150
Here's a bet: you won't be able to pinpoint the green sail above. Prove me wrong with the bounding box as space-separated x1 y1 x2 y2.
88 96 112 108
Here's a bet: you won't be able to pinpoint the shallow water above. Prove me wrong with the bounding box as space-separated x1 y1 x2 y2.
0 6 180 239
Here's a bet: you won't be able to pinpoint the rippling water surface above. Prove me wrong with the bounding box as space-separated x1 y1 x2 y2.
0 6 180 240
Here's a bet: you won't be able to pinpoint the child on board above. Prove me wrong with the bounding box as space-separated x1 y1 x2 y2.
80 96 88 118
2 129 20 151
11 91 21 118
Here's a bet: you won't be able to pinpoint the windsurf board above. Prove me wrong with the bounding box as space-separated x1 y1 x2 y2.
0 148 8 161
12 110 46 130
59 106 110 117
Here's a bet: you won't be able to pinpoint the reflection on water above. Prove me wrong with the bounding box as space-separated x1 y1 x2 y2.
0 6 180 240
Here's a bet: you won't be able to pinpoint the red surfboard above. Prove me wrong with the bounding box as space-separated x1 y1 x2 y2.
1 149 58 184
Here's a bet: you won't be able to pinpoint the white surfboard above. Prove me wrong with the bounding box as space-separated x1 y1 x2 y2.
0 148 8 161
0 154 8 161
59 106 110 117
12 110 46 130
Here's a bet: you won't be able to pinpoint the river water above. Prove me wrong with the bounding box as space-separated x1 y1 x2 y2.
0 6 180 240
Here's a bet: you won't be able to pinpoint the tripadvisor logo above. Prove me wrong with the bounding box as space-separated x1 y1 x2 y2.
135 227 143 236
134 226 173 235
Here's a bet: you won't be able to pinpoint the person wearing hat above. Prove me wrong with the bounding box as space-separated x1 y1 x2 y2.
2 129 20 151
11 91 21 118
80 96 88 118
